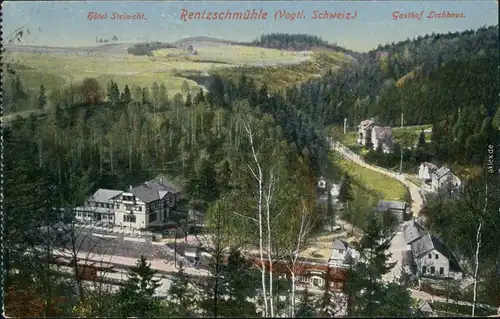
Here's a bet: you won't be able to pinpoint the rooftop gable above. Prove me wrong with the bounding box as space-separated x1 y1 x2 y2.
403 221 428 245
332 239 349 250
431 166 452 180
130 181 179 203
89 189 123 203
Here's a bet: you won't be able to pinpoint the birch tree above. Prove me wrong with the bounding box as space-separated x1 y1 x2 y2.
472 181 488 317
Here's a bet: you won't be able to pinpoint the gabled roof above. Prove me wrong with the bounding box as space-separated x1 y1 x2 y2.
420 162 438 171
376 200 406 212
130 181 179 204
332 239 349 250
372 126 393 140
431 166 452 180
89 189 123 203
403 221 428 245
358 120 375 129
411 234 462 272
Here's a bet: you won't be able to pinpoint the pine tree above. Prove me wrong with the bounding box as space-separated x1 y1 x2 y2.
121 84 131 105
38 85 47 110
117 255 161 317
338 173 354 204
418 129 426 147
295 287 317 317
107 81 120 106
327 181 335 231
343 214 413 317
185 92 193 107
168 264 197 317
194 88 205 105
218 249 259 317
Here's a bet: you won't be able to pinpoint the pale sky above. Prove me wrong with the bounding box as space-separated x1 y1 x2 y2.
3 1 498 52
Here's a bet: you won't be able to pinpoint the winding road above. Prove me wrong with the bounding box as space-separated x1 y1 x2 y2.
330 140 424 217
326 140 500 314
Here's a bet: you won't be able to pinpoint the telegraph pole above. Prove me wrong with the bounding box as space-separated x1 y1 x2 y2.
399 145 403 175
401 112 404 128
344 117 347 135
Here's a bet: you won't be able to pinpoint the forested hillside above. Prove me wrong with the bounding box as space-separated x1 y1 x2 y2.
276 26 499 166
249 33 356 55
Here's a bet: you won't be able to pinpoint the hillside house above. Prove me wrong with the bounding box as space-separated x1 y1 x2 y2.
418 162 438 182
357 119 375 145
410 233 463 280
374 200 409 223
329 239 359 267
74 179 181 229
357 120 394 153
431 166 461 193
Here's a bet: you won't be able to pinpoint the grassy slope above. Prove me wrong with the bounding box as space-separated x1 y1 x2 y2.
214 49 353 92
336 155 408 201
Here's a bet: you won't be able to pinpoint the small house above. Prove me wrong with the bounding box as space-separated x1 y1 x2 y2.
329 239 359 268
374 200 409 223
431 166 461 193
371 126 394 153
410 233 463 280
357 120 394 153
418 162 438 182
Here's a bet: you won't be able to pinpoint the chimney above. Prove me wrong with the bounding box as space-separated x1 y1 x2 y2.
129 185 132 190
160 178 164 185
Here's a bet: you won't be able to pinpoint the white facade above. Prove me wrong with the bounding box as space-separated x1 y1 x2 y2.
111 191 147 229
329 239 359 268
418 163 437 181
74 181 181 230
431 171 461 193
415 249 452 278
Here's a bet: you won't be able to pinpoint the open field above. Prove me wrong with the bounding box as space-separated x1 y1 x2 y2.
4 43 314 98
153 45 310 66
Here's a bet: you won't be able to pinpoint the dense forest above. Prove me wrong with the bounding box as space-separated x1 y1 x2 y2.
272 26 499 166
5 75 417 317
248 33 359 56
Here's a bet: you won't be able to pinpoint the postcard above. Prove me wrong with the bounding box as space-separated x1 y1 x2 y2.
2 1 499 318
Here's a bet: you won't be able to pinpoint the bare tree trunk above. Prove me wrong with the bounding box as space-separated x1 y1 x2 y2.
287 210 311 317
472 182 488 317
243 122 269 317
109 139 114 174
128 133 132 174
472 221 482 317
265 172 275 317
38 138 43 168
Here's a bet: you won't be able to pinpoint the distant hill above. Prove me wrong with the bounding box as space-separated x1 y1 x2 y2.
173 36 237 46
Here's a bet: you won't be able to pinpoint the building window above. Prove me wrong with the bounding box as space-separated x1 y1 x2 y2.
430 267 435 274
428 254 432 259
138 206 142 211
439 267 444 275
149 212 157 223
435 254 439 259
422 266 427 274
124 215 136 223
313 278 320 286
125 204 133 211
339 249 344 254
